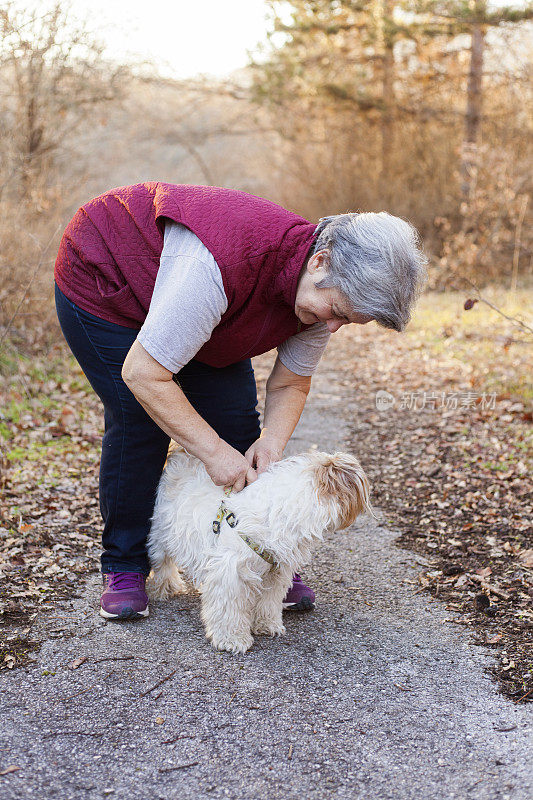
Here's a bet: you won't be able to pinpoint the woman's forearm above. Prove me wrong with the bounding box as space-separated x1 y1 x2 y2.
122 341 220 460
262 385 309 451
262 359 311 451
123 341 257 490
132 377 221 459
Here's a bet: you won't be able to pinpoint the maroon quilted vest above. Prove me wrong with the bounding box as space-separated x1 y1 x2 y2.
54 182 317 367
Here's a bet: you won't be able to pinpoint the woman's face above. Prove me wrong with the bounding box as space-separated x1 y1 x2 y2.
294 251 374 333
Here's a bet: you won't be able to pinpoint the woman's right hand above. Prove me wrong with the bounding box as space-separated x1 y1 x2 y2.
203 439 258 493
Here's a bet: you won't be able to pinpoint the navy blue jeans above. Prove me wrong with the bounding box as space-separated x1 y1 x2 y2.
55 285 261 576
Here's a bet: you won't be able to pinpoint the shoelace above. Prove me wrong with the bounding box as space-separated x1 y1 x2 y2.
106 572 145 591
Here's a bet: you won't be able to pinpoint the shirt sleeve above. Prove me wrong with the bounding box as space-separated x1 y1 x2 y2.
277 323 331 376
136 221 228 373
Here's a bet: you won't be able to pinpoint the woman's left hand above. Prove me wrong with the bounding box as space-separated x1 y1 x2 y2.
245 434 283 475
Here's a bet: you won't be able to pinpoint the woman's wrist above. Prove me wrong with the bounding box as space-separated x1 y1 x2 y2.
184 428 222 463
256 429 285 456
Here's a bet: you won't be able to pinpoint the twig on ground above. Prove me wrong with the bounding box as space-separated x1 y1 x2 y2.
56 685 95 703
161 734 197 745
94 655 136 663
515 689 532 704
158 761 199 773
139 669 177 698
42 731 105 738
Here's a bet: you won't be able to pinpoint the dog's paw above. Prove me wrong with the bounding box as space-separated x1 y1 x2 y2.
148 582 183 600
251 618 286 637
210 633 254 653
147 569 187 599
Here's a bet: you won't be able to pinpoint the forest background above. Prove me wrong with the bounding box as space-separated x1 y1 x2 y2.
1 0 533 324
0 0 532 699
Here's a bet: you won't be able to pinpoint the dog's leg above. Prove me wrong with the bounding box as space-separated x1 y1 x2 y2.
200 553 259 653
148 554 188 600
251 566 292 637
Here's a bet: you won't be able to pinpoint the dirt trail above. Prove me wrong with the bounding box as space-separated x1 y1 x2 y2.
1 336 531 800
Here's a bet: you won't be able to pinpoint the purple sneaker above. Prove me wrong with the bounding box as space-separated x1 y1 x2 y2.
100 572 149 620
282 574 316 612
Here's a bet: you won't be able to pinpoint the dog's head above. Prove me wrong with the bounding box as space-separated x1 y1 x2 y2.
311 451 372 530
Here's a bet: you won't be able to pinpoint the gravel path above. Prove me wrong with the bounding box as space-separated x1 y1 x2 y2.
1 339 531 800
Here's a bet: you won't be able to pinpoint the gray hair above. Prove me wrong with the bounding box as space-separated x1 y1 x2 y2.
312 212 427 331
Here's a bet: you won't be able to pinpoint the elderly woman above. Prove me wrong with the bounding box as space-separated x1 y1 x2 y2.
54 182 426 620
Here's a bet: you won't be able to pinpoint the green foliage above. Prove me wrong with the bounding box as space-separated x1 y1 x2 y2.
5 437 72 464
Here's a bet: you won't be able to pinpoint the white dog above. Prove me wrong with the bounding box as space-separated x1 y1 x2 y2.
147 448 371 653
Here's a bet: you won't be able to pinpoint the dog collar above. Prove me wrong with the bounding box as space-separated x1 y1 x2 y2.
212 490 278 568
236 534 278 566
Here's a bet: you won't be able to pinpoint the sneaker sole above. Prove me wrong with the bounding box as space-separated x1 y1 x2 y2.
282 597 315 612
99 606 149 620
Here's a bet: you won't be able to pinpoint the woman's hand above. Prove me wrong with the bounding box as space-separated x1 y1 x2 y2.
203 439 258 493
245 434 284 476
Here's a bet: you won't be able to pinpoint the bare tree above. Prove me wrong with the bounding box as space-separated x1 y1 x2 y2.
0 1 128 203
412 0 533 199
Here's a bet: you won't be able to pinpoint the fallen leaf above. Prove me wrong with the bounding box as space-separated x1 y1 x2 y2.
476 566 492 579
60 405 77 432
519 549 533 569
0 766 21 776
68 656 87 670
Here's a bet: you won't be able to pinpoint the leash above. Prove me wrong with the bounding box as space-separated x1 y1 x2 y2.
212 487 278 568
211 487 237 534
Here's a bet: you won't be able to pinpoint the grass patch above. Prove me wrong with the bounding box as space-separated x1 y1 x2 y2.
408 287 532 404
5 436 74 464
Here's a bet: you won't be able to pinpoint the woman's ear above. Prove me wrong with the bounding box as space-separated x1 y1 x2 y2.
307 250 329 275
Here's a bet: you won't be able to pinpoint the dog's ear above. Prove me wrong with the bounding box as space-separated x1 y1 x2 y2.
314 453 372 529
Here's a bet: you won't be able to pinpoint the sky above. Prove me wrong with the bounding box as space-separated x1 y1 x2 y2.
15 1 526 79
77 0 276 79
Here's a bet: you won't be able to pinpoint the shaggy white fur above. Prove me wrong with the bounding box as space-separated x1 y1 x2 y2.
147 448 371 653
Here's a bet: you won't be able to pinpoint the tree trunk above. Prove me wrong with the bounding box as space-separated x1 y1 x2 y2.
377 0 395 203
461 20 485 200
380 28 395 199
